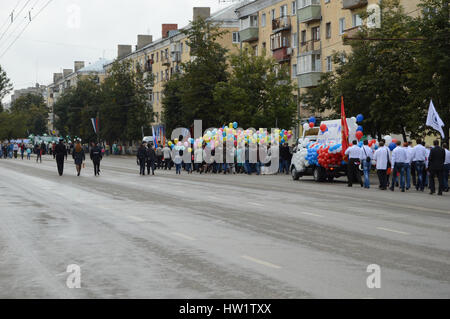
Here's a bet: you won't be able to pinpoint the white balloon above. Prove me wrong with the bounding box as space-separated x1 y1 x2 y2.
303 123 310 132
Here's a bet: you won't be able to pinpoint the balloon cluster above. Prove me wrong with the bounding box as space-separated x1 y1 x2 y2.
355 114 364 141
317 143 344 169
166 122 294 153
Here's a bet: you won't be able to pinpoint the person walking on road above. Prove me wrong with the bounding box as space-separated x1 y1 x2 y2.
146 143 156 175
35 143 42 163
428 140 445 195
137 143 147 175
162 143 171 170
360 140 373 189
72 141 85 176
13 143 19 159
26 146 31 160
443 143 450 192
390 141 407 192
345 140 363 187
412 139 427 191
55 138 67 176
90 142 103 176
373 141 390 190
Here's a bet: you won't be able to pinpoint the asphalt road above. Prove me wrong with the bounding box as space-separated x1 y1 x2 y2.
0 155 449 298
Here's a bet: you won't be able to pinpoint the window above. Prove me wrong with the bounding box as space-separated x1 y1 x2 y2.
165 48 168 59
301 30 306 44
298 54 321 73
339 18 346 35
312 26 320 41
185 42 189 52
326 22 331 38
232 31 240 43
156 92 159 101
261 13 266 27
161 71 163 81
325 0 330 3
180 42 183 53
292 1 296 15
292 33 298 48
299 0 320 8
271 9 275 21
326 56 332 71
262 42 266 51
353 14 362 27
280 5 287 17
292 63 297 76
156 52 159 62
254 45 258 56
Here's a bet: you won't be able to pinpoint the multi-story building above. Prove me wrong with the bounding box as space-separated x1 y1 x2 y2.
11 83 47 103
107 4 241 124
46 58 111 131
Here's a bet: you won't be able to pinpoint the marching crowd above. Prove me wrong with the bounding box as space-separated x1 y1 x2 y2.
345 138 450 195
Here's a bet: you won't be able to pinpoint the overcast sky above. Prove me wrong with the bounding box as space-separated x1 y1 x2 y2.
0 0 236 104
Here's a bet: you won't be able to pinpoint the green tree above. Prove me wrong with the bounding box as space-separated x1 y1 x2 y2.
300 0 421 140
10 93 49 135
162 18 229 131
161 74 184 135
214 47 297 129
410 0 450 144
0 65 12 112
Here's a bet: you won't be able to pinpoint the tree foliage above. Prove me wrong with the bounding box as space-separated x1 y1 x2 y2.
0 64 13 112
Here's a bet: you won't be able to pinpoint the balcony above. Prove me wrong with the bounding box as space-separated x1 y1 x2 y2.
273 47 292 62
297 53 322 88
298 0 321 23
239 15 259 42
161 55 170 66
343 0 368 10
299 39 321 54
272 16 291 32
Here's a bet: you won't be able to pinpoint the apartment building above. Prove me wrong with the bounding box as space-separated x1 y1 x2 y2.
297 0 421 109
46 58 111 130
11 83 47 103
108 4 241 124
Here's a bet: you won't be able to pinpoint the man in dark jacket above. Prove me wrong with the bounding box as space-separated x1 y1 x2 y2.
428 140 446 195
137 143 147 175
55 139 67 176
90 142 103 176
146 144 156 175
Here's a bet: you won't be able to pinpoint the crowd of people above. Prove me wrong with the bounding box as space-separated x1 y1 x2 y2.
134 141 294 176
345 138 450 195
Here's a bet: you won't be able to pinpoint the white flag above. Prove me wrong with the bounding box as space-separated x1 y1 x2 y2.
426 100 445 138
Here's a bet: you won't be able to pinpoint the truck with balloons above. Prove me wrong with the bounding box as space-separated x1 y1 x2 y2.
290 115 361 182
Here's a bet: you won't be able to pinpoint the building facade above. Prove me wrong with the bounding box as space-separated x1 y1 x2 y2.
46 58 111 131
107 5 241 124
11 83 47 103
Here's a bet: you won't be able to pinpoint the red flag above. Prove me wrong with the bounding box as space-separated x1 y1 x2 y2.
341 96 349 155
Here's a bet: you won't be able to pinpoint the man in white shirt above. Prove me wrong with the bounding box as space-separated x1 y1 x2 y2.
443 143 450 192
373 141 390 190
407 141 416 188
360 140 373 188
412 138 427 191
162 144 172 170
345 140 363 187
403 142 414 190
390 140 407 192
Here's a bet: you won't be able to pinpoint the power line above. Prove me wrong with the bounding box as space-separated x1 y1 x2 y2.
0 0 23 33
0 0 32 44
0 0 53 59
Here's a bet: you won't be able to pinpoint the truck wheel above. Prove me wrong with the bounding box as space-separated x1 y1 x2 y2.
291 167 300 180
313 167 324 182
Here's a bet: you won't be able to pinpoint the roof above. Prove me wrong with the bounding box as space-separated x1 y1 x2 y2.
78 58 112 73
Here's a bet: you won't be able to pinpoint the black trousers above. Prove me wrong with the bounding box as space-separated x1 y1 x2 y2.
139 159 146 175
147 160 155 175
56 157 64 176
377 169 387 189
410 161 416 186
347 158 362 186
429 169 443 193
93 160 100 175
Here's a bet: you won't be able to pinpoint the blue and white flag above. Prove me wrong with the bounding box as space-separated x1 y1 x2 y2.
426 100 445 138
91 118 98 135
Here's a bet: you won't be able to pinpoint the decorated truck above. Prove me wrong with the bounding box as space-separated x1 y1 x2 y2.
290 116 360 182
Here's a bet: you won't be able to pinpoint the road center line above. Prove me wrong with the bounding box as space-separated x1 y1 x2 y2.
172 232 196 241
376 227 410 235
299 211 324 218
249 202 264 207
128 216 146 222
241 255 282 269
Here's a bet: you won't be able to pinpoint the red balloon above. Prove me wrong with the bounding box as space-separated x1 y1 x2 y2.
392 138 398 143
356 131 363 140
309 122 314 128
320 124 327 132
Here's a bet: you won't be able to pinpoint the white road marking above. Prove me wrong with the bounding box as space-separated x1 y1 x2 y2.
299 211 324 218
249 202 264 207
241 255 282 269
376 227 410 235
172 232 196 241
128 216 146 222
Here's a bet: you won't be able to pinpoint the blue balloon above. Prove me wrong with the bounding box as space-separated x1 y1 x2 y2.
233 122 238 129
358 141 363 147
389 142 397 151
357 125 363 132
356 114 364 123
309 116 316 124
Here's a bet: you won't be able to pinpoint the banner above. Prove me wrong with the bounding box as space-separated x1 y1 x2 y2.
91 118 99 135
340 96 349 155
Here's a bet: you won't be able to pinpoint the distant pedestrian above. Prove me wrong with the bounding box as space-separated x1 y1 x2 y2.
90 142 103 176
390 140 407 192
428 140 445 195
72 141 85 176
345 140 363 187
55 138 67 176
146 143 156 175
443 143 450 192
137 143 147 175
374 141 390 190
26 146 31 160
35 143 42 163
360 140 373 189
174 150 183 174
13 143 18 159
